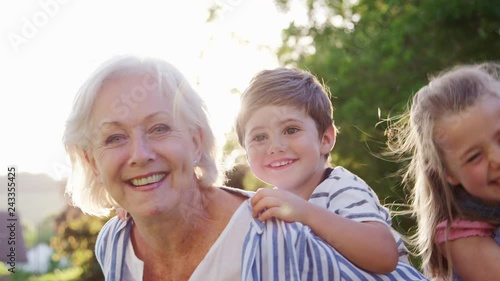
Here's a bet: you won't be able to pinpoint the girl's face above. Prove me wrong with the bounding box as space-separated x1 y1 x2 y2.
435 95 500 204
87 74 201 218
243 105 335 197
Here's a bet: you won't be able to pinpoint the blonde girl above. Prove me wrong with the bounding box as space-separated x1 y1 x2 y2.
386 63 500 280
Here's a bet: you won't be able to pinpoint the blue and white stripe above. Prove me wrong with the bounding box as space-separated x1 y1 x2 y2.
242 205 428 280
310 167 409 263
95 217 130 281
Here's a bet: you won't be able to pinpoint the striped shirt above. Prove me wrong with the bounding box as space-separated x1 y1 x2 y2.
95 187 428 280
310 167 409 261
242 207 428 280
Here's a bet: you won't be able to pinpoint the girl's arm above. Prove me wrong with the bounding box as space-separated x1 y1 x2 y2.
251 188 399 273
444 236 500 281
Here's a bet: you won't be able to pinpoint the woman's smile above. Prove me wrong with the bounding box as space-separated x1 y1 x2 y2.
127 172 168 190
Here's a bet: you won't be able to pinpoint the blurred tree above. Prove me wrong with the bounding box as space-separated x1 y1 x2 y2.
272 0 500 255
50 206 108 281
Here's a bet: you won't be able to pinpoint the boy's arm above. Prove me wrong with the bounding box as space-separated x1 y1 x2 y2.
251 188 399 273
302 202 399 273
443 236 500 281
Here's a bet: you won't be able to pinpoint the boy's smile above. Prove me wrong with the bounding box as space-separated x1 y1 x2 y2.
268 159 297 168
244 105 335 197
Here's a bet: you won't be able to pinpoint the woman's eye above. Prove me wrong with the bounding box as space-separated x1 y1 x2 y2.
284 127 299 135
105 135 125 145
151 124 170 134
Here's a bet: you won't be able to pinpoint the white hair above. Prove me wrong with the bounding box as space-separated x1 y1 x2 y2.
63 55 224 216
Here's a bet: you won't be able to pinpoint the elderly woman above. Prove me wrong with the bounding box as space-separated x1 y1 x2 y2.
63 56 428 281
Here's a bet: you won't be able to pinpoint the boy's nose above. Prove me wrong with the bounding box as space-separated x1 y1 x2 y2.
129 136 156 166
266 136 286 155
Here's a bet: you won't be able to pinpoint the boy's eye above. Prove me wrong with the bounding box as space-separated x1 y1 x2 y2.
253 134 267 142
284 127 299 135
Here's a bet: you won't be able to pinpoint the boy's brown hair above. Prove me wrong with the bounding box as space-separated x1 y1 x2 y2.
236 67 338 147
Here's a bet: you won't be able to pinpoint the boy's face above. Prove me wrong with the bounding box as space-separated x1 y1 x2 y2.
243 105 335 196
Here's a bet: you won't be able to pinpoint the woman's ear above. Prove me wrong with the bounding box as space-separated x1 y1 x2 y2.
84 150 100 176
320 125 336 155
191 127 203 163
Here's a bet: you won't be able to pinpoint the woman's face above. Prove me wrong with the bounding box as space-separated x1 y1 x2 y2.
87 74 201 217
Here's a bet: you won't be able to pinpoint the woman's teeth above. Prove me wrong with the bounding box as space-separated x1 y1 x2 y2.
131 173 165 186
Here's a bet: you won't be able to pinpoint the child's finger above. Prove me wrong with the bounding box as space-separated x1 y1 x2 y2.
251 188 279 206
258 206 291 222
252 197 283 217
250 191 262 207
257 207 280 221
116 208 127 221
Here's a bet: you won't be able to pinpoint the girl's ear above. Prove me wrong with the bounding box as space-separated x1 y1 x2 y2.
320 125 336 155
445 173 460 186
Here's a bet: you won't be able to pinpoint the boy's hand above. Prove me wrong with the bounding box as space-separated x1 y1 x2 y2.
251 188 309 223
115 207 127 221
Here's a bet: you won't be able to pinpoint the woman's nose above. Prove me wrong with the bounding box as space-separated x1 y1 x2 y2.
128 135 155 166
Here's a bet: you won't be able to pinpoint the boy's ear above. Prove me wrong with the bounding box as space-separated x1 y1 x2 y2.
320 125 336 155
84 150 100 176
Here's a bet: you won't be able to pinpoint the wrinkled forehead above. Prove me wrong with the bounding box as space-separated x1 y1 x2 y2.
98 73 170 104
103 69 177 96
89 73 177 126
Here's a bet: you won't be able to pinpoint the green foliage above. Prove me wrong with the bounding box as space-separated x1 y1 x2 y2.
28 267 83 281
0 267 83 281
5 207 106 281
49 207 109 281
273 0 500 262
38 215 58 245
21 222 38 249
21 215 57 249
2 267 83 281
242 170 273 191
0 263 8 276
2 270 32 281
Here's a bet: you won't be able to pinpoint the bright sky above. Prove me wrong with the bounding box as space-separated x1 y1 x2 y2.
0 0 306 180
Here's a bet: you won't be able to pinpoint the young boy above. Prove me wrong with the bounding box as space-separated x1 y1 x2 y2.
235 67 408 274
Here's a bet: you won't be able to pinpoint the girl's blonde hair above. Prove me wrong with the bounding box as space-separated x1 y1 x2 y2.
386 62 500 279
63 55 223 217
